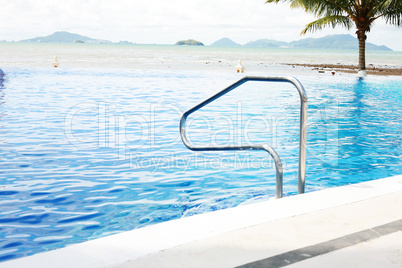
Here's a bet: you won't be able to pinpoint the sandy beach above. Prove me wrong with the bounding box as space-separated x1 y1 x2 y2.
287 63 402 76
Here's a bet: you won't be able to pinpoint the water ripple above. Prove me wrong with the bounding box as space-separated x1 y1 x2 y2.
0 68 401 262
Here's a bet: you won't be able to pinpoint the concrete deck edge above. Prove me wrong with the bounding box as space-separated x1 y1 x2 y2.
3 175 402 268
237 219 402 268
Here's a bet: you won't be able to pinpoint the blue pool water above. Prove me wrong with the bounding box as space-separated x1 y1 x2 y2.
0 67 401 261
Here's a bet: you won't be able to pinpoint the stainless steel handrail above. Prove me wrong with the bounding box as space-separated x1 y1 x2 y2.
179 76 308 198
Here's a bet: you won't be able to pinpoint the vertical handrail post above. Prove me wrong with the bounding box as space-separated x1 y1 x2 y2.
298 94 308 194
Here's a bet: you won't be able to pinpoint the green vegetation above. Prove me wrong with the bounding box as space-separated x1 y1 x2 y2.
265 0 402 72
175 39 204 46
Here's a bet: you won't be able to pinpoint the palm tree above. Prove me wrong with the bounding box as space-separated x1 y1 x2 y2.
265 0 402 75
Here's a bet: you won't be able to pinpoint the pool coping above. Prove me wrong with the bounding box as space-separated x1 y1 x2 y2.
2 175 402 268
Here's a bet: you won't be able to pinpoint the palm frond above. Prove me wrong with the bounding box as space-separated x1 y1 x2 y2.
300 15 353 34
266 0 354 18
383 0 401 7
265 0 402 29
369 0 402 26
383 0 402 26
382 10 402 26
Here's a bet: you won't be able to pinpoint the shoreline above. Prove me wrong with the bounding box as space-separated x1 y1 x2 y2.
1 59 401 77
2 62 402 77
286 63 402 76
1 42 401 75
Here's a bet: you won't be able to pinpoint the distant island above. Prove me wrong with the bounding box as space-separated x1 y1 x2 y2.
211 35 392 51
19 31 132 44
175 39 204 46
15 31 391 51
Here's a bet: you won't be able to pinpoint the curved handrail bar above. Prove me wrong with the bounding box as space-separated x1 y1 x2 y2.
179 76 308 198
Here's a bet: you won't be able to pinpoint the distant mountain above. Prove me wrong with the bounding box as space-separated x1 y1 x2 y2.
19 32 391 51
20 31 112 44
289 34 392 51
210 34 392 51
210 38 241 47
175 39 204 46
244 39 288 48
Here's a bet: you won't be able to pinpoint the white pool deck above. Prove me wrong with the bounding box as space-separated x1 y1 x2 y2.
2 175 402 268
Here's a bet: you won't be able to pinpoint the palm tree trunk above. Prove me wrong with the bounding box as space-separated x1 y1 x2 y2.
357 30 366 71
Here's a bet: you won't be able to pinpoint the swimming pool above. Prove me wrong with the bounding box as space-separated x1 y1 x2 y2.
0 67 401 261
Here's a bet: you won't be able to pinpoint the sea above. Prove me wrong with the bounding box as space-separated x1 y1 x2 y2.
0 42 401 71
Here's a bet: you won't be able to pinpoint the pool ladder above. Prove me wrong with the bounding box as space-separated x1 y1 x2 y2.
180 76 307 198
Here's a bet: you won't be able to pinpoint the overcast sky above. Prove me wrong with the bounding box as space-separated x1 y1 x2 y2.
1 0 401 50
